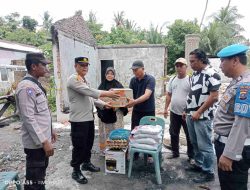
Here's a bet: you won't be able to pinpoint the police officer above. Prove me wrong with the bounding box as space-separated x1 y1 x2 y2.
214 44 250 190
67 57 119 184
16 53 57 190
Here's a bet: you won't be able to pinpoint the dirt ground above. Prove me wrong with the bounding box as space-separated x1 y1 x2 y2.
0 114 227 190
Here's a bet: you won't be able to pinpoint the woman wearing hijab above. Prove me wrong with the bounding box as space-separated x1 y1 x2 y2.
97 67 128 155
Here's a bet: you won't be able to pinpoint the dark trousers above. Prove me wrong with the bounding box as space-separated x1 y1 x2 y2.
169 111 193 158
215 140 250 190
70 121 95 169
24 148 48 190
131 110 155 130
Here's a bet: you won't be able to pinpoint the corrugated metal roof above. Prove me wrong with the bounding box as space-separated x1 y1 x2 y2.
0 39 41 53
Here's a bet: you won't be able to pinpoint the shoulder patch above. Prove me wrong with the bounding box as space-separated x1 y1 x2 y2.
26 87 35 97
234 83 250 118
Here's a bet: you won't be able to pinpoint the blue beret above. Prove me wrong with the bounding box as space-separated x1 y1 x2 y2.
217 44 249 58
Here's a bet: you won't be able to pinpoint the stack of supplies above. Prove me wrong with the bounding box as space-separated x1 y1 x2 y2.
107 129 130 150
129 125 163 150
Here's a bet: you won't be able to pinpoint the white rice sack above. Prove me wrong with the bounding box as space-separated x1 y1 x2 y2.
130 138 158 145
129 143 159 150
131 125 162 135
133 133 162 142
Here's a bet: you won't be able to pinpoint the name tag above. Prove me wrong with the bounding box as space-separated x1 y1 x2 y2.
234 83 250 118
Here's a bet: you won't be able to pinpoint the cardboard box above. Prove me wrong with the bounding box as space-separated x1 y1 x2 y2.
101 88 133 107
105 148 127 174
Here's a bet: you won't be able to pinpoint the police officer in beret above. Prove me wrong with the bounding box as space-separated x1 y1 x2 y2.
67 57 120 184
16 53 57 190
214 44 250 190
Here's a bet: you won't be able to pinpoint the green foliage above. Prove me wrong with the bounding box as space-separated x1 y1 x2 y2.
164 19 200 74
124 19 137 31
114 11 125 27
200 6 247 55
146 24 163 44
39 41 52 60
22 16 38 31
0 12 55 112
108 27 134 44
86 12 147 45
3 29 48 47
47 76 56 112
4 12 20 31
86 11 107 45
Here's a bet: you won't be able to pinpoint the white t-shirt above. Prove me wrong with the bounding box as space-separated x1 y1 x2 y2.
167 75 191 115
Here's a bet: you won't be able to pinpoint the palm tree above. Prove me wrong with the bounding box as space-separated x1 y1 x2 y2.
200 5 246 55
146 24 164 44
114 11 125 27
124 19 137 31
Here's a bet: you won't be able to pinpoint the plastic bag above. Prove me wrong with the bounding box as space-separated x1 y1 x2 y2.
133 133 162 141
129 142 159 150
109 128 130 140
131 125 162 135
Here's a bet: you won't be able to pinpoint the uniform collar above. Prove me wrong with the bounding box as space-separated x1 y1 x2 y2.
75 73 88 84
26 73 39 81
240 70 250 77
235 70 250 81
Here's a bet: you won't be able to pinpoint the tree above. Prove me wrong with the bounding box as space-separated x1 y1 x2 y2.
22 16 38 31
146 24 163 44
86 11 109 45
164 19 200 74
124 19 137 31
200 5 246 55
0 17 4 26
87 11 145 45
108 27 133 44
114 11 125 27
0 12 21 39
42 11 53 32
4 12 21 31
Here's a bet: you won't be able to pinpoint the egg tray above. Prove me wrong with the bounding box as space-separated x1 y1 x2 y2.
106 139 128 149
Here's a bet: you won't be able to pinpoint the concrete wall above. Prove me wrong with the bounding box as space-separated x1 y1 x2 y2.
53 31 98 122
97 45 167 97
185 34 200 73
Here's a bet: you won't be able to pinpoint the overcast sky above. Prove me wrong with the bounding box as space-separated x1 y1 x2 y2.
1 0 249 39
